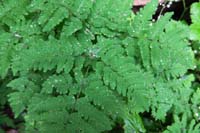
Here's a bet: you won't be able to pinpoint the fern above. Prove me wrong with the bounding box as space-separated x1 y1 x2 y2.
28 0 70 32
0 78 15 131
190 2 200 41
164 114 200 133
0 113 15 130
0 0 197 132
0 0 28 26
0 32 18 78
12 37 74 74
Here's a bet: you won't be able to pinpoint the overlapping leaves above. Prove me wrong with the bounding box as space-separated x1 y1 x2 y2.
0 0 197 132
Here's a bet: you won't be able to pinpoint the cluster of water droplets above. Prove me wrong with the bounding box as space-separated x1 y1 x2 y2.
160 0 179 9
86 47 101 59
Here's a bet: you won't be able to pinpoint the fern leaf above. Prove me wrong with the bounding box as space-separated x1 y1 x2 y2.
41 74 72 94
72 0 94 20
61 17 82 38
30 0 69 32
8 91 32 118
0 0 28 26
0 113 15 129
85 75 126 116
89 0 133 34
24 95 75 132
190 3 200 41
75 98 113 132
43 6 69 32
164 114 200 133
66 113 98 133
12 38 74 74
0 43 13 78
124 112 146 133
7 77 38 118
129 0 157 35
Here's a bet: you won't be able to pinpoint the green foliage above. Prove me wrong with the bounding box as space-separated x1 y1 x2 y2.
190 2 200 79
0 76 16 131
164 114 200 133
0 0 198 132
0 113 15 129
190 2 200 41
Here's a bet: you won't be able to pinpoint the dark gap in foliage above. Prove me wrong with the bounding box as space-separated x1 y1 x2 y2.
133 0 199 23
24 11 40 21
0 23 10 32
108 122 124 133
156 0 198 23
91 34 98 44
141 111 173 132
3 104 14 119
0 104 22 132
132 5 143 14
54 20 65 39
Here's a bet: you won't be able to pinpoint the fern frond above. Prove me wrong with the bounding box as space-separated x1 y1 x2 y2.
24 94 114 132
29 0 69 32
71 0 94 20
164 114 200 133
42 7 69 32
128 0 157 35
24 95 74 132
7 77 39 118
0 0 28 26
85 75 126 116
1 0 196 132
0 43 14 78
88 0 133 35
41 74 72 94
61 17 82 38
75 98 113 132
0 113 15 129
12 37 74 74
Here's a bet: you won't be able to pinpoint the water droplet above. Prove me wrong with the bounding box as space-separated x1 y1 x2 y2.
195 112 199 117
14 33 21 38
167 4 171 8
123 13 127 17
157 15 161 20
